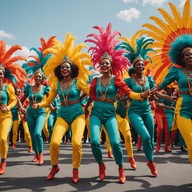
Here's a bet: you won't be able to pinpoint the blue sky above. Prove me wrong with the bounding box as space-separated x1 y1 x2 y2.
0 0 186 60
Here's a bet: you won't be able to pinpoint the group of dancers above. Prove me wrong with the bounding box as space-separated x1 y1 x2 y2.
0 0 192 185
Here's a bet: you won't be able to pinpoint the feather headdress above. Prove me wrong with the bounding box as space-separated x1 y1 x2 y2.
85 23 130 77
22 36 56 82
116 34 155 66
43 32 92 85
0 40 27 88
39 36 56 55
138 0 192 84
24 48 51 75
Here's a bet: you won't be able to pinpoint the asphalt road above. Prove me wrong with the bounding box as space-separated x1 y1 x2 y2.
0 142 191 192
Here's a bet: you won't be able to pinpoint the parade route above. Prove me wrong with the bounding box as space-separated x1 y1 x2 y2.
0 142 191 192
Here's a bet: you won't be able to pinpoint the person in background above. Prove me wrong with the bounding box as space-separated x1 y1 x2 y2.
115 95 137 170
154 88 173 153
47 95 60 141
11 87 22 149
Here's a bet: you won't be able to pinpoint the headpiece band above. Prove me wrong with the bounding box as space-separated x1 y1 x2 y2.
34 68 44 76
132 58 144 66
62 55 73 65
99 52 112 63
132 55 144 66
182 47 192 55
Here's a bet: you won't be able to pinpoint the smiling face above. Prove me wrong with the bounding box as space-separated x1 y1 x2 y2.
34 72 43 84
61 62 72 77
133 60 145 74
99 58 112 73
183 48 192 66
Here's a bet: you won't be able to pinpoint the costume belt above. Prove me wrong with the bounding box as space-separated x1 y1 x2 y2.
96 98 115 103
60 100 80 106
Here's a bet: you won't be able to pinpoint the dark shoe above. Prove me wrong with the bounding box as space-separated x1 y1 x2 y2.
129 157 137 170
99 163 106 181
118 167 126 184
146 161 158 176
72 169 79 183
180 146 188 153
47 165 60 180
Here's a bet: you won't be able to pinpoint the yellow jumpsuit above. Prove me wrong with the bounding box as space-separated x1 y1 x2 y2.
0 84 17 159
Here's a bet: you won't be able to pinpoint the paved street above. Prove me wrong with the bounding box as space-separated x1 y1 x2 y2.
0 142 192 192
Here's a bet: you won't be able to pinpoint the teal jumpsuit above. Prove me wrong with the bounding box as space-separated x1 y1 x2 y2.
125 76 156 161
24 85 50 154
47 96 60 140
159 66 192 163
90 76 142 165
38 79 89 168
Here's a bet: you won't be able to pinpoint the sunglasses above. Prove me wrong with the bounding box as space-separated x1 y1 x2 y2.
61 64 71 69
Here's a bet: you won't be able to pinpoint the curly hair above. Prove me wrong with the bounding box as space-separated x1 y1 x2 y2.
169 35 192 66
54 63 79 81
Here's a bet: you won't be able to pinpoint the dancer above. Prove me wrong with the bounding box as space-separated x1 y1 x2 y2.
140 0 192 165
20 69 50 166
33 33 92 183
84 23 148 184
20 38 54 165
0 40 26 175
116 35 158 176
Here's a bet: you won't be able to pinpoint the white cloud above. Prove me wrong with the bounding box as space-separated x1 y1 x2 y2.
19 46 32 59
117 8 141 22
0 30 16 39
179 0 186 7
143 0 167 6
6 45 31 66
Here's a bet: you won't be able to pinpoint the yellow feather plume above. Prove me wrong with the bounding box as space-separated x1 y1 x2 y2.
150 16 171 35
169 2 183 28
137 0 192 84
142 23 165 37
158 8 177 31
183 0 190 28
43 32 92 85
